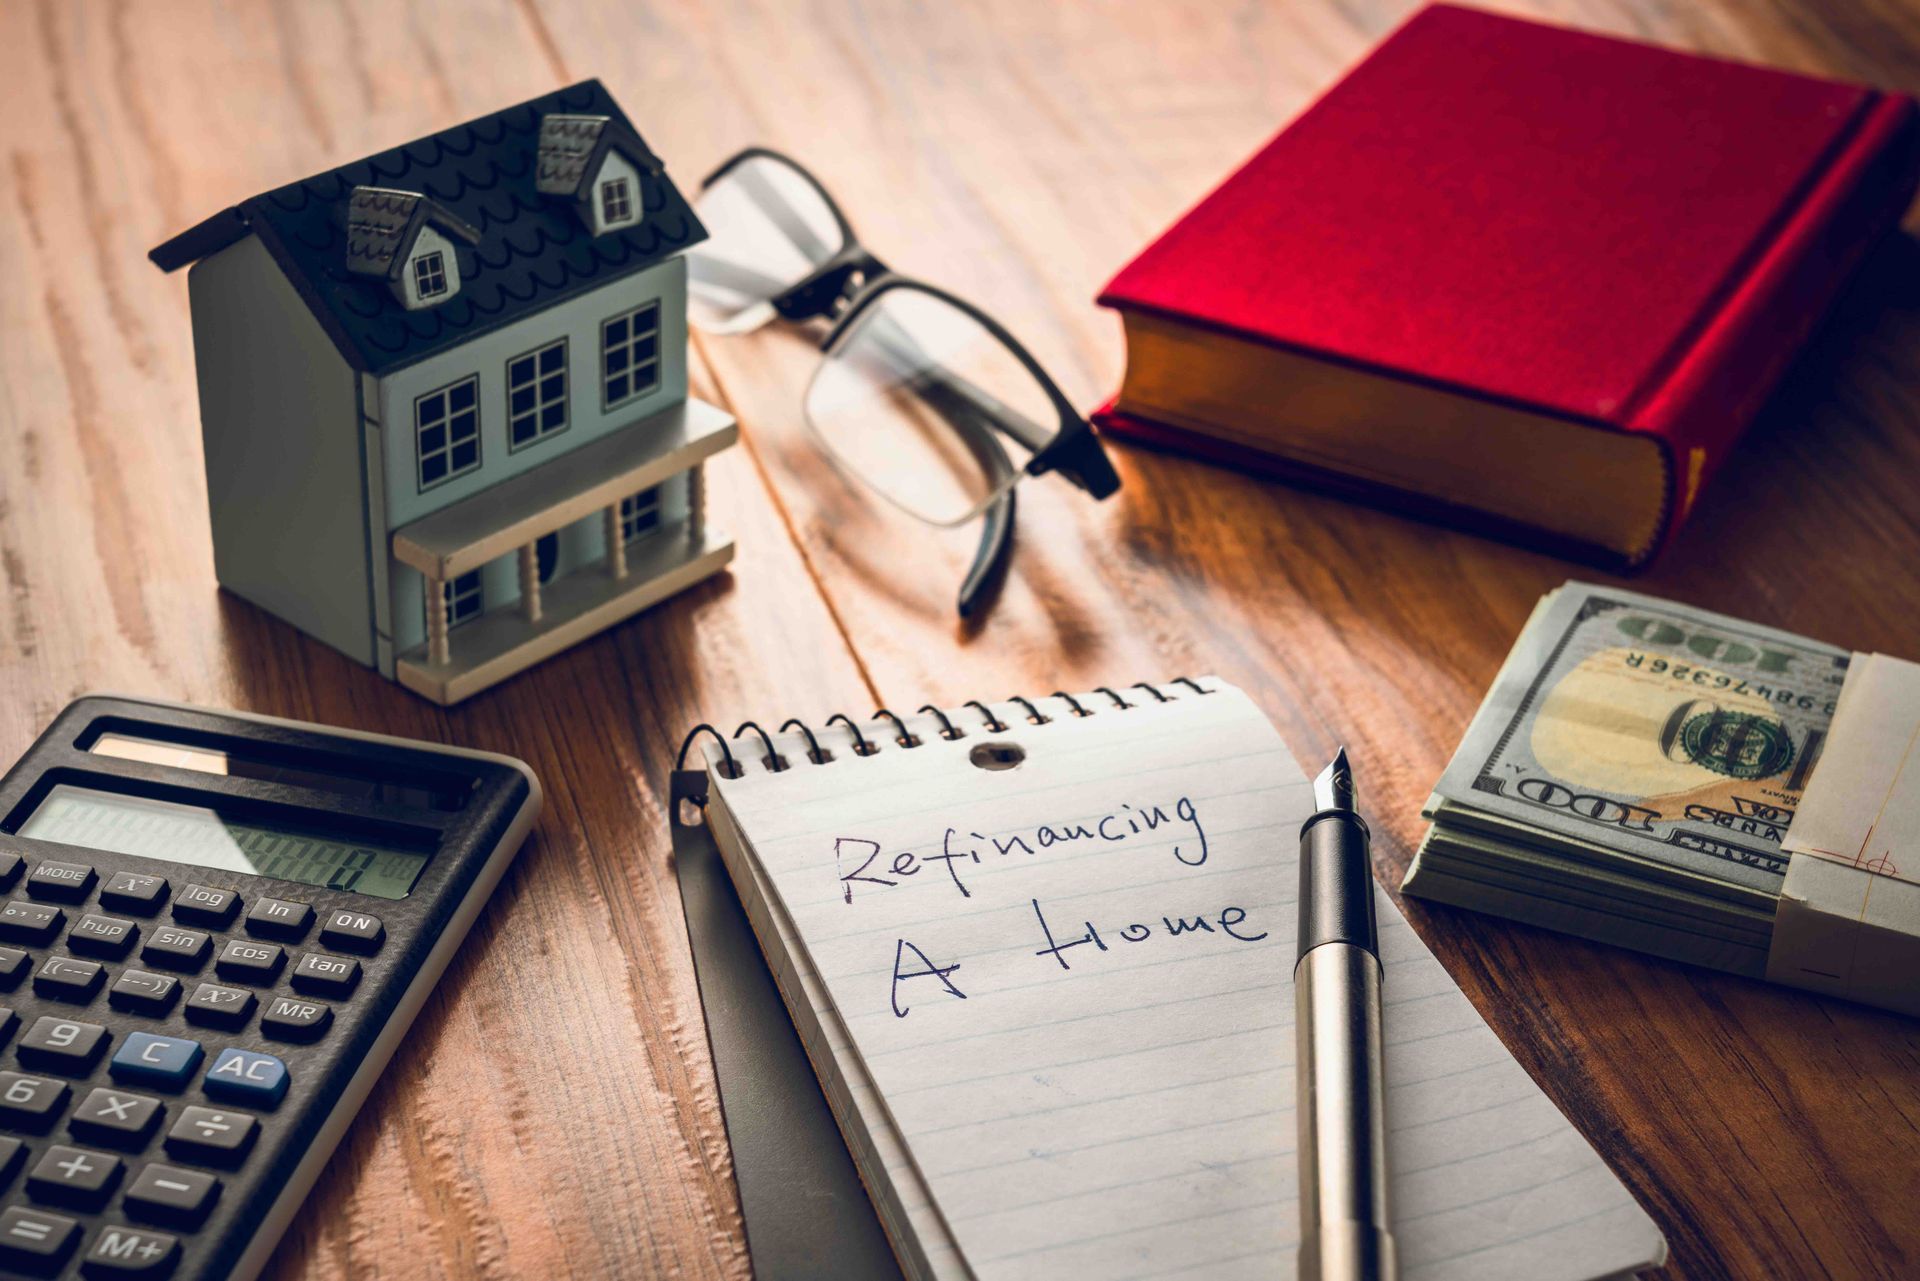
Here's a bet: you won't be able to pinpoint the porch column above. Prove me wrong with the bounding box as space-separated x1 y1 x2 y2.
688 461 706 543
519 544 543 623
604 504 627 579
425 575 451 665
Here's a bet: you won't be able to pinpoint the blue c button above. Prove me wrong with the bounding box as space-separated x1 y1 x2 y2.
110 1032 204 1090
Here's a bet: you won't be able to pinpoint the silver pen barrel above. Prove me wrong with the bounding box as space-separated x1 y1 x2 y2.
1295 750 1396 1281
1295 941 1395 1281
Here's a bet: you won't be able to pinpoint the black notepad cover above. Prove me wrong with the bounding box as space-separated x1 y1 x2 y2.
669 771 903 1280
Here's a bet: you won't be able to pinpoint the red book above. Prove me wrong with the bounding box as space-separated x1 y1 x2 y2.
1094 4 1920 566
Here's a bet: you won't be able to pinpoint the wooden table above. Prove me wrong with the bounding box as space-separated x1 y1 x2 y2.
3 1 1918 1276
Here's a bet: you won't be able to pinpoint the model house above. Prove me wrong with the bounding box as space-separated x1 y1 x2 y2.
150 81 736 704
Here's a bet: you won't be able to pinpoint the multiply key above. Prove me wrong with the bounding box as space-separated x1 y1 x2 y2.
0 901 64 946
70 1087 164 1147
67 914 139 961
163 1106 257 1166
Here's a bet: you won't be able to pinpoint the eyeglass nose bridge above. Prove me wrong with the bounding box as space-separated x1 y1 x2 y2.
770 250 891 334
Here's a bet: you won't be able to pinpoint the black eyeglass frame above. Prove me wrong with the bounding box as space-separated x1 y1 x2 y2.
697 147 1121 617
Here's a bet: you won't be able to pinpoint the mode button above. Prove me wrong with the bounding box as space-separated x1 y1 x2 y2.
26 862 95 904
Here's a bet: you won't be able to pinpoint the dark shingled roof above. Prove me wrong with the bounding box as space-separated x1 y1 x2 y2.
149 80 707 375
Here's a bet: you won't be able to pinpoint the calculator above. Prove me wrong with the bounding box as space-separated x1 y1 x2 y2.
0 697 541 1279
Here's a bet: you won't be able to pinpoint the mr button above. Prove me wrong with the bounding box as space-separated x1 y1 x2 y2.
261 997 332 1042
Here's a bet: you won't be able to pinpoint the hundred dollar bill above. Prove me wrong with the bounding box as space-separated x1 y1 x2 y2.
1424 583 1849 902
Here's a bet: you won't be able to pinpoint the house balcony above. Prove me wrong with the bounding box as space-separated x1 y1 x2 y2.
391 397 738 705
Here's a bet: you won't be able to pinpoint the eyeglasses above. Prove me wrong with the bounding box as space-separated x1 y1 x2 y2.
685 147 1120 618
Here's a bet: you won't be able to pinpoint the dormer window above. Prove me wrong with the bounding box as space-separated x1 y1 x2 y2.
413 251 448 300
344 186 479 312
600 179 634 228
536 113 665 237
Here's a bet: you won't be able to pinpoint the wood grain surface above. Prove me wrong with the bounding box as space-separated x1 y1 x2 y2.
2 1 1917 1277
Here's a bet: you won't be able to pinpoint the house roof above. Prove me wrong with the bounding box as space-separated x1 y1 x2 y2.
149 80 707 375
344 187 480 280
535 114 662 200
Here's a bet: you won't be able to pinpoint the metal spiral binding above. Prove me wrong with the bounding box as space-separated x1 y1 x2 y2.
677 678 1214 786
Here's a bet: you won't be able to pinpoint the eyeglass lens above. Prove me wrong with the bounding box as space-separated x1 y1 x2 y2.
688 155 847 334
804 288 1060 527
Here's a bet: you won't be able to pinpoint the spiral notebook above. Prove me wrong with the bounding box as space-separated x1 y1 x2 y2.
682 678 1666 1280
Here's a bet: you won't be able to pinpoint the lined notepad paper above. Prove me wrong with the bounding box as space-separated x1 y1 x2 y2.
703 679 1665 1279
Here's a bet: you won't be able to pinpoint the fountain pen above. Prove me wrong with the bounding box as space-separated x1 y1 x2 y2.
1294 749 1397 1281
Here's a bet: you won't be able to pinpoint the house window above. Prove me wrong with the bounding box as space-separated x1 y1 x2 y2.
601 178 633 226
444 569 483 628
417 376 480 490
620 487 662 543
602 303 661 410
508 340 568 450
413 250 448 299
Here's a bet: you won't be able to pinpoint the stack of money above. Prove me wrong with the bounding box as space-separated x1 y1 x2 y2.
1403 583 1849 977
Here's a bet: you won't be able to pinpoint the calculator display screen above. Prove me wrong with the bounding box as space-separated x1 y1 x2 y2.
19 784 429 899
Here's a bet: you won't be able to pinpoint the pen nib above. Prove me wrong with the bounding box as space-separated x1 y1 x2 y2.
1314 748 1355 812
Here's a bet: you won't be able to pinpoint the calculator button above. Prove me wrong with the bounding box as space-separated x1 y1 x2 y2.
26 1144 123 1210
245 897 314 940
109 971 180 1017
70 1088 163 1147
18 1017 109 1073
140 926 210 972
204 1048 288 1108
99 873 170 916
0 1073 70 1131
25 861 95 904
214 939 285 985
319 909 385 953
68 914 139 960
123 1163 219 1229
261 997 332 1042
0 1009 17 1047
163 1107 257 1166
0 1205 80 1273
109 1034 203 1092
0 1136 24 1189
171 885 238 928
32 956 105 1004
183 984 255 1031
0 850 21 892
0 902 65 946
290 952 361 998
80 1224 180 1277
0 947 28 991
